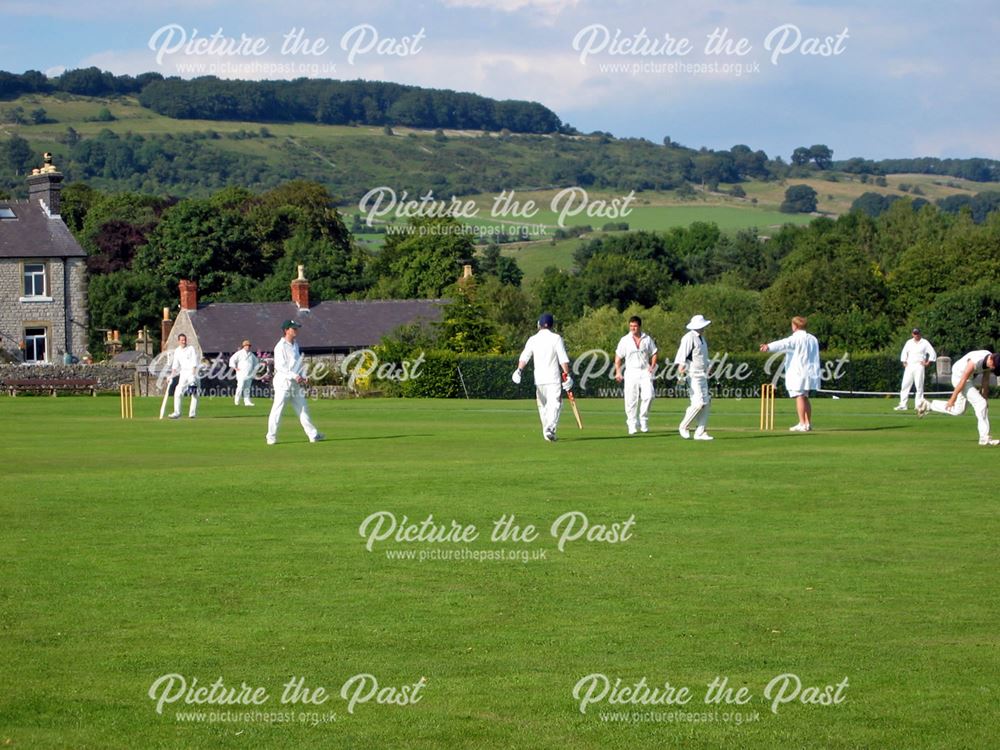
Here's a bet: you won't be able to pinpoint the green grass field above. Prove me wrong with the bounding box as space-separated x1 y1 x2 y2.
2 396 997 748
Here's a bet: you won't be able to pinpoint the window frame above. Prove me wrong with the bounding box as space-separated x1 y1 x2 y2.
23 326 49 363
20 261 52 302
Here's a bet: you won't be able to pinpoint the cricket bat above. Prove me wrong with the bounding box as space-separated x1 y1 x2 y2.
158 375 176 419
562 372 583 430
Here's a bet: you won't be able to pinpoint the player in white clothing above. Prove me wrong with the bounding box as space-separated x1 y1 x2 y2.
917 350 1000 446
674 314 713 441
167 333 200 419
895 328 936 411
614 316 658 435
760 316 821 432
228 339 259 406
266 320 324 445
512 313 572 442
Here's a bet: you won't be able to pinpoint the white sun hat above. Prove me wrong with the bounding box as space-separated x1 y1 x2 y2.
686 314 711 330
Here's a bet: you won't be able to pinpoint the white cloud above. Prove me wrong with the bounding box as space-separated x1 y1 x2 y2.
885 60 944 78
440 0 580 13
912 129 1000 160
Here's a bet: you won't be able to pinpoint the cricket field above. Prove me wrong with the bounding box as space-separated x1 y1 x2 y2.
1 396 997 749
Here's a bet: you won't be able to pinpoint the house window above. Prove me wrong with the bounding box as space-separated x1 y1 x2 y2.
23 263 47 297
24 327 48 363
0 207 16 219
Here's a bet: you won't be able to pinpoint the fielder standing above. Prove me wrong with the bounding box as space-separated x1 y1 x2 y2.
674 314 713 441
512 313 572 442
917 350 1000 446
266 320 324 445
760 316 821 432
229 339 259 406
895 328 936 411
167 333 200 420
614 316 658 435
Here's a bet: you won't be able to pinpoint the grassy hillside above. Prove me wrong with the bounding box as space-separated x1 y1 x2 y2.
6 93 998 211
5 92 1000 285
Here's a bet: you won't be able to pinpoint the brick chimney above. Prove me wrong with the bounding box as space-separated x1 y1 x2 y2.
26 153 63 217
179 279 198 311
291 265 310 310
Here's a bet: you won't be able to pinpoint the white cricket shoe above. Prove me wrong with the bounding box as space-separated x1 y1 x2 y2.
310 432 326 443
693 433 714 441
979 438 1000 447
916 400 930 417
789 423 807 432
893 405 907 411
679 427 690 439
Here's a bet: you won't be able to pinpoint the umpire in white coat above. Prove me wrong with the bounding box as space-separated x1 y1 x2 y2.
512 313 572 442
229 339 259 406
266 320 324 445
614 316 658 434
760 316 821 432
674 314 713 441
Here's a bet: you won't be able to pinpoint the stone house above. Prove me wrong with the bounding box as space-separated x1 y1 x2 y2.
159 267 443 379
0 157 88 363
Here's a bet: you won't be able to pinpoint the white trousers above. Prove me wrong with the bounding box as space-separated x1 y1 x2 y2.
235 376 253 405
173 375 199 417
929 376 991 441
899 363 926 406
535 383 563 438
623 371 654 432
267 381 319 442
680 374 710 434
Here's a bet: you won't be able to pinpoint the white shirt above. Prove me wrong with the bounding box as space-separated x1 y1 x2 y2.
953 350 993 384
229 349 259 378
615 332 657 374
674 330 709 376
170 345 199 379
273 337 305 388
519 329 570 386
766 328 821 391
900 338 936 367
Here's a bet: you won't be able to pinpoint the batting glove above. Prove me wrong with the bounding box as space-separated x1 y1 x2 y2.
511 369 522 385
562 375 574 392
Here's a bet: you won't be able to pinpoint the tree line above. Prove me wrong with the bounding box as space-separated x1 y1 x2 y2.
63 178 1000 362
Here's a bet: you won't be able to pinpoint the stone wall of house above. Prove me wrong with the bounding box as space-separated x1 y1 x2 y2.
0 257 89 361
67 258 89 356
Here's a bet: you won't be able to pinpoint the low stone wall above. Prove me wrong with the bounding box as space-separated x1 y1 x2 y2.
0 363 135 393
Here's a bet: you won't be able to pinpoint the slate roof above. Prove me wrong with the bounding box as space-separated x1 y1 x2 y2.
0 199 86 259
187 299 445 353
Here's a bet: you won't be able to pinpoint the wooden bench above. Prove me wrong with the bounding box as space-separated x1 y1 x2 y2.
3 378 99 397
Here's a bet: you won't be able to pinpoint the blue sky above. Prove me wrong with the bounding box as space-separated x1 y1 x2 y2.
2 0 998 160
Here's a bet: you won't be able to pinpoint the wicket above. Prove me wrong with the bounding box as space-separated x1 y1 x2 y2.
759 383 775 431
119 384 134 419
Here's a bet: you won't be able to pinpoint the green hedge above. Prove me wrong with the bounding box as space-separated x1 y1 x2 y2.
373 350 952 399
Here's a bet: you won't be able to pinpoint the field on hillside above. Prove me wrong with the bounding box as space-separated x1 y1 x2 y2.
349 192 815 280
6 93 998 216
2 396 997 749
